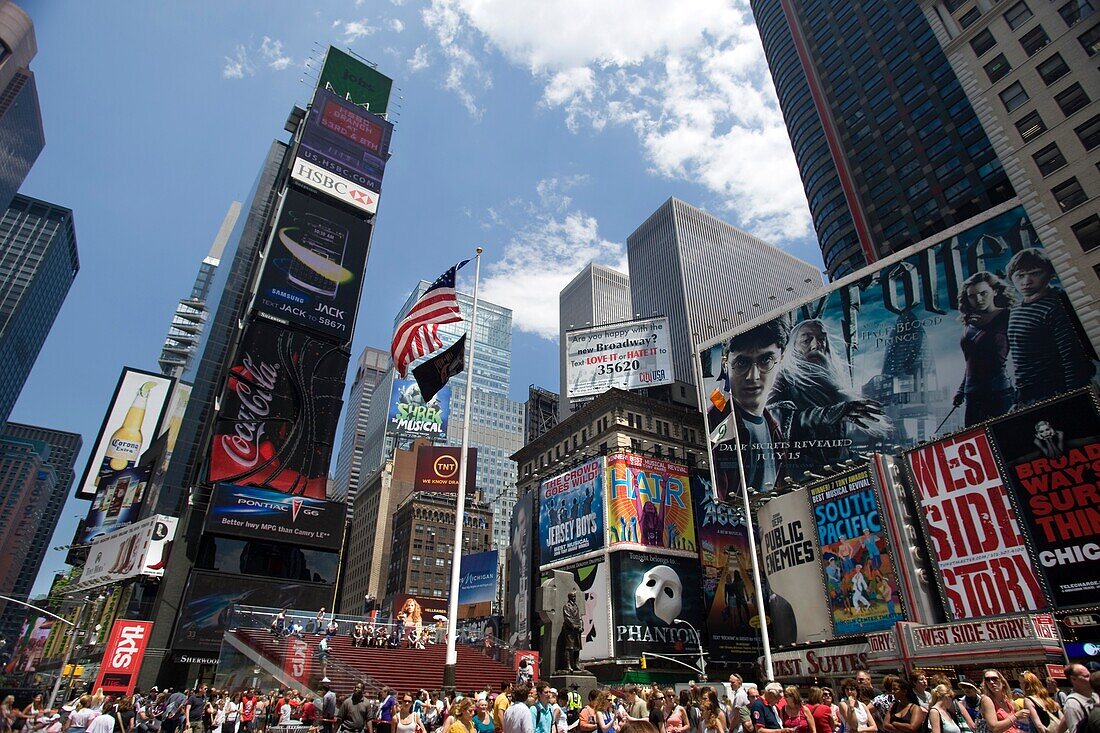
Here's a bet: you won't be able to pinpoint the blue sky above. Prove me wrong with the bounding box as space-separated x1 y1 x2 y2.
17 0 823 596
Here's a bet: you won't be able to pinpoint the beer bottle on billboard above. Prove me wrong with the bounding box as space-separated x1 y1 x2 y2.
97 381 157 484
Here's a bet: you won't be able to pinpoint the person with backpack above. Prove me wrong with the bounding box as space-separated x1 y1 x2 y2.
1055 666 1098 733
1020 672 1061 733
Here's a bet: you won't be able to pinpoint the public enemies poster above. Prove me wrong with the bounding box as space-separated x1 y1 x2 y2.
808 467 906 636
699 206 1097 497
987 389 1100 610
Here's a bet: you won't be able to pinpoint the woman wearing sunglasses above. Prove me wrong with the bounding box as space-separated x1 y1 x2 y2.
979 671 1029 733
395 696 424 733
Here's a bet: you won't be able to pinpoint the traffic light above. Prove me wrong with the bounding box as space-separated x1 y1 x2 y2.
640 655 647 669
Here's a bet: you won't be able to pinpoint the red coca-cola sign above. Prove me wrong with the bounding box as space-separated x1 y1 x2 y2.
93 620 154 697
209 319 349 498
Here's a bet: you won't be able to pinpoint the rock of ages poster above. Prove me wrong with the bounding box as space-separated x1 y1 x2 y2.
987 389 1100 610
808 466 906 636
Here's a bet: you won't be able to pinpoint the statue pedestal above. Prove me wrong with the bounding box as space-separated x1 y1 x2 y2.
548 671 600 700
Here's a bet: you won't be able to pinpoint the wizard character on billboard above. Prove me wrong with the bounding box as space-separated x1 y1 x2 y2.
953 271 1014 427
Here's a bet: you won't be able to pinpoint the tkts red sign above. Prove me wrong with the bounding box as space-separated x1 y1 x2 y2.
93 620 154 697
209 319 349 498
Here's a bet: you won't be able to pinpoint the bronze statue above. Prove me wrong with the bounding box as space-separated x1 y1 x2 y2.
560 590 583 672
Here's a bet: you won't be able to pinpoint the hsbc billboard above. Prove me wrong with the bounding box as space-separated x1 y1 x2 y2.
291 158 379 214
92 620 153 697
204 483 346 551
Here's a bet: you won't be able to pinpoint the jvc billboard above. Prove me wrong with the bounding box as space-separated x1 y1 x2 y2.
698 205 1096 497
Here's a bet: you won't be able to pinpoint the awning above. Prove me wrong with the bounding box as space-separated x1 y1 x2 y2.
866 614 1064 669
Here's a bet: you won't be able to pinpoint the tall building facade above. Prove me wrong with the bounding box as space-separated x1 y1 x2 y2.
332 345 389 506
558 263 632 413
626 198 823 405
917 0 1100 348
0 1 43 214
0 424 80 642
158 202 241 378
524 385 559 445
0 195 79 431
751 0 1016 278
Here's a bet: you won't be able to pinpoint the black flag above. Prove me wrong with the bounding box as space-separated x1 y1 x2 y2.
412 334 467 402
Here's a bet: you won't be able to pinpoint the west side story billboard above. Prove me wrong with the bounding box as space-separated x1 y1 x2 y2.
253 188 374 341
698 205 1097 497
204 483 345 551
564 317 675 399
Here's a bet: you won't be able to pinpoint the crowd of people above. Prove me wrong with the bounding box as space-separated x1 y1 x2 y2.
269 607 441 651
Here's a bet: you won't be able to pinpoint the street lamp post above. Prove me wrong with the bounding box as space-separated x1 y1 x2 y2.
47 603 84 710
673 618 707 681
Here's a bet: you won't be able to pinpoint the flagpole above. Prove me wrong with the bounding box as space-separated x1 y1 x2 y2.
443 246 482 692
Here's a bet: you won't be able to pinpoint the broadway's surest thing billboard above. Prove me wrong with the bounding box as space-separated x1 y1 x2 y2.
698 205 1097 498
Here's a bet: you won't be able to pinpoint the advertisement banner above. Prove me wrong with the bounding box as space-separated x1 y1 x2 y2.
538 457 605 563
80 466 152 543
5 617 51 674
93 620 154 697
254 188 374 341
606 452 695 551
698 206 1097 497
693 471 762 664
610 550 704 657
208 319 349 498
905 429 1047 618
298 87 393 196
515 650 540 684
539 558 612 661
78 515 177 589
987 390 1100 610
392 594 448 626
808 466 906 636
388 377 451 442
756 489 831 645
204 483 345 551
291 158 379 215
281 635 312 687
76 368 175 500
565 317 675 398
317 46 394 114
458 550 499 614
507 491 535 648
413 446 477 492
172 571 332 652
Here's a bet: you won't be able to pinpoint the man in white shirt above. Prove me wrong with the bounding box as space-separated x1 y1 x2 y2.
503 686 534 733
730 676 750 709
1056 664 1098 733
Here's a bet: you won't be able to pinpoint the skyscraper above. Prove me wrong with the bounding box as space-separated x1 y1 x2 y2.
158 202 241 378
0 194 79 432
626 197 823 405
332 345 389 507
916 0 1100 349
751 0 1016 278
0 2 44 214
0 423 80 642
558 263 632 413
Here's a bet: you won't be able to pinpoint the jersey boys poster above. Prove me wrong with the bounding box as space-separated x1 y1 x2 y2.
699 205 1097 497
905 429 1046 619
539 457 605 563
808 466 906 636
987 389 1100 610
606 452 696 551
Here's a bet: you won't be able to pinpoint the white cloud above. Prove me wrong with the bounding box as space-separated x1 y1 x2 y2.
389 18 406 32
418 0 812 243
260 36 293 70
340 19 377 42
478 181 626 339
222 45 255 79
408 44 431 71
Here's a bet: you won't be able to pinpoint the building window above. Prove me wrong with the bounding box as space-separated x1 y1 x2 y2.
970 28 998 55
1000 81 1030 111
1033 143 1068 176
1015 109 1047 141
1052 177 1089 211
1019 25 1050 54
1056 83 1092 116
1037 53 1071 85
960 7 982 27
1073 214 1100 251
984 54 1012 82
1075 114 1100 149
1080 23 1100 55
1004 1 1034 29
1060 0 1096 26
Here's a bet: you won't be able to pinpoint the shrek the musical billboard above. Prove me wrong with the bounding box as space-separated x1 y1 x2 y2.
698 205 1096 497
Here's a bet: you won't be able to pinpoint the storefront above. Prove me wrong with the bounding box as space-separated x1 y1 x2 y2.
766 643 871 685
865 614 1066 680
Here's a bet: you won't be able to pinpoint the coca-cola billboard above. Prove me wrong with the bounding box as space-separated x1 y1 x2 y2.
93 620 154 697
208 319 349 498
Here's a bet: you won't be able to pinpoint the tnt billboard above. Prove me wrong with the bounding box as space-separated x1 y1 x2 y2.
414 446 477 492
93 620 154 697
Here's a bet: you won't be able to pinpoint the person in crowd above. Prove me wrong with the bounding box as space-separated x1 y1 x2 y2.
86 703 115 733
393 694 420 733
953 271 1015 425
979 670 1029 733
300 698 318 730
473 699 495 733
63 697 98 733
884 677 925 733
955 683 981 728
447 700 474 733
872 677 900 729
492 686 512 733
909 673 932 712
578 693 599 733
729 681 749 712
840 679 877 733
324 618 339 639
337 684 372 733
552 691 569 733
700 693 726 733
114 697 137 733
351 623 366 648
927 686 970 733
620 724 660 733
502 686 532 733
270 610 287 639
779 688 813 733
591 692 616 733
1043 682 1066 710
377 690 397 733
531 685 555 733
644 691 664 733
620 688 648 725
1055 664 1098 733
1020 671 1061 733
663 690 688 733
239 691 258 733
806 689 834 733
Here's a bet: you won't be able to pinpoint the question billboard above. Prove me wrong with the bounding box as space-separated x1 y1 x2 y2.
565 317 674 398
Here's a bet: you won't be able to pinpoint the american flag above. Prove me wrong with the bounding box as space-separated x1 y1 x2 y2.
391 259 470 377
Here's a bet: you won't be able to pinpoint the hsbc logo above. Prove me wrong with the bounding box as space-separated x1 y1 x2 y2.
291 158 378 213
